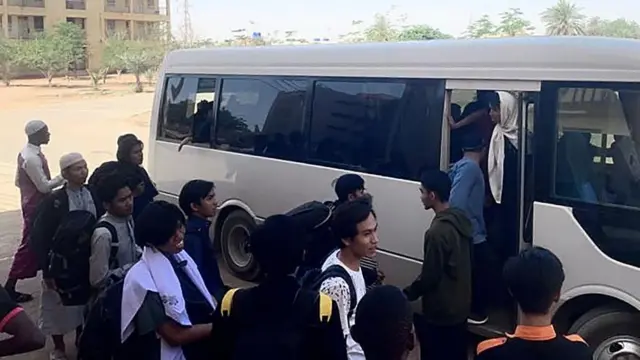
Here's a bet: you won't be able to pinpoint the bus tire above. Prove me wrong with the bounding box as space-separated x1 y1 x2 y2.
569 308 640 359
220 210 260 281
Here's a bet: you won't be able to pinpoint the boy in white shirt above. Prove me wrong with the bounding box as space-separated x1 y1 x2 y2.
320 199 379 360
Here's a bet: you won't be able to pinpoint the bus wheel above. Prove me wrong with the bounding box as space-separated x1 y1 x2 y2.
569 308 640 360
220 210 260 281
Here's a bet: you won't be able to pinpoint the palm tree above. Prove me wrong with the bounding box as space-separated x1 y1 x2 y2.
541 0 586 36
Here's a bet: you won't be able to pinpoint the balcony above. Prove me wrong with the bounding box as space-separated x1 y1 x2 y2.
104 1 130 13
132 0 166 15
66 0 86 10
8 0 44 7
8 27 43 39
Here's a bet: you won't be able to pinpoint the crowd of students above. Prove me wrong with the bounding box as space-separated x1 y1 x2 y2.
0 113 592 360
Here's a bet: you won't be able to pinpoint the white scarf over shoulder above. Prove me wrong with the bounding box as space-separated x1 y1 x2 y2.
121 246 215 360
488 91 519 204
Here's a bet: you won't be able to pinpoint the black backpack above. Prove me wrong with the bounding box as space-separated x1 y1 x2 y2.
300 264 358 320
219 287 334 360
48 211 119 306
77 278 151 360
285 201 336 270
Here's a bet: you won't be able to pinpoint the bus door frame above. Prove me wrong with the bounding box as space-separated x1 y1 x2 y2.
442 79 541 249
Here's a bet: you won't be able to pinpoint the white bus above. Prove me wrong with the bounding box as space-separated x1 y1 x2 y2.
148 36 640 358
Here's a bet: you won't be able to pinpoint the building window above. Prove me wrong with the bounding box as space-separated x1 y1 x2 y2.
215 78 308 159
158 76 217 143
33 16 44 32
308 79 444 180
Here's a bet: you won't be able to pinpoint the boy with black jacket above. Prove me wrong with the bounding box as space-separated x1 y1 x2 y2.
403 170 472 360
179 180 227 301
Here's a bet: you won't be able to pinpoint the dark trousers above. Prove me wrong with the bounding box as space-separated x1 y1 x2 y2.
414 315 467 360
471 241 493 316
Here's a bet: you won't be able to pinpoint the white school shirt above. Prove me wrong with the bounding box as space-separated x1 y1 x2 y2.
319 250 367 360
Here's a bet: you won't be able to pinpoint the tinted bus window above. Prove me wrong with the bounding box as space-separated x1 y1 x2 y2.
309 79 444 180
547 85 640 268
158 76 217 144
215 78 308 160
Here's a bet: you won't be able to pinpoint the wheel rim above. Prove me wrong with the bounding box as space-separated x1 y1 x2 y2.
594 336 640 360
227 224 252 269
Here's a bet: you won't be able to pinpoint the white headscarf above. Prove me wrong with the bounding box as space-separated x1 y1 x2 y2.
488 91 519 204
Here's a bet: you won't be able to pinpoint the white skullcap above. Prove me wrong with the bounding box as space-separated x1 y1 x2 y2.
59 153 85 170
24 120 47 136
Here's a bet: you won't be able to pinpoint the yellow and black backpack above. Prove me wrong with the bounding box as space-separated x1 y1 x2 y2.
218 287 334 359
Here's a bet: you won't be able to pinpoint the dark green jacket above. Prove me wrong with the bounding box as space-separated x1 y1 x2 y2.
404 207 473 325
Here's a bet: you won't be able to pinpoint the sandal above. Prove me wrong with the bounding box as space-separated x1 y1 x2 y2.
9 291 33 303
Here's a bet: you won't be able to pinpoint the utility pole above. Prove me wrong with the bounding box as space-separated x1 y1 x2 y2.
180 0 194 45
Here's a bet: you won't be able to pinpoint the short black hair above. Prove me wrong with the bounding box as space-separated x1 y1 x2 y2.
461 133 486 153
135 200 186 247
250 214 304 276
352 285 414 360
332 198 375 248
419 169 451 202
96 172 130 204
503 246 565 315
178 180 215 216
334 174 365 203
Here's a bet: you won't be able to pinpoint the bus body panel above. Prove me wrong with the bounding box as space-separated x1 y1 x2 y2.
534 203 640 310
152 141 431 287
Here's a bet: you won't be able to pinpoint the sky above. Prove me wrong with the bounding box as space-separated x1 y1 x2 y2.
170 0 640 41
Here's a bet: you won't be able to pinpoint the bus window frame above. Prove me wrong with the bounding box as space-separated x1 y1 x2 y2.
156 73 221 149
536 81 640 227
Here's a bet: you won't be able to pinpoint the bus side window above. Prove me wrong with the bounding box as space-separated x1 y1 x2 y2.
214 78 307 160
158 76 217 145
549 85 640 268
308 79 444 180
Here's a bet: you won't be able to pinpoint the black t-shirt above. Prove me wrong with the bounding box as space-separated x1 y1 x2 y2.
0 287 21 332
476 325 592 360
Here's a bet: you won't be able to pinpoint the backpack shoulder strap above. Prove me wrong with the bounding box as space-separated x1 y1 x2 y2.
292 288 333 326
320 265 357 319
220 288 241 317
318 293 333 323
95 221 119 270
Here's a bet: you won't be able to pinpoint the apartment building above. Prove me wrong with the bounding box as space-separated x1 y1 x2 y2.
0 0 170 69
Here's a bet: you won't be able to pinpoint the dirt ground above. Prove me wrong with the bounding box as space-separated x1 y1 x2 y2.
0 75 426 360
0 75 153 360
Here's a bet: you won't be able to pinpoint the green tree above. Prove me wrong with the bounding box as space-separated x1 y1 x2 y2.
102 32 129 81
465 15 497 38
364 13 400 42
541 0 586 36
53 22 87 73
118 40 164 92
340 20 367 43
19 22 87 86
398 25 452 40
0 37 20 86
20 34 67 86
497 8 535 36
586 17 640 39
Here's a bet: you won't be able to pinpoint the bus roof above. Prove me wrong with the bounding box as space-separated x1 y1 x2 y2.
163 36 640 83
